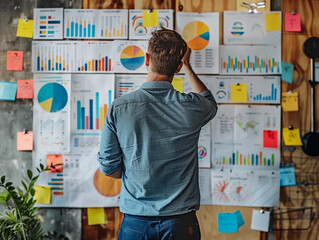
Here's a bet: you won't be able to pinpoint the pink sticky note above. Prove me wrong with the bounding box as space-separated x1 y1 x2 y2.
285 13 301 32
17 131 33 151
46 154 63 173
7 51 23 71
263 130 278 148
16 80 34 99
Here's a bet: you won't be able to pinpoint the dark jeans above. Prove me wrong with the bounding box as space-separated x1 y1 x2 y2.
118 211 201 240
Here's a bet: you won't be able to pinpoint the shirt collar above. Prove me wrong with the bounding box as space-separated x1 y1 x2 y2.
141 81 174 90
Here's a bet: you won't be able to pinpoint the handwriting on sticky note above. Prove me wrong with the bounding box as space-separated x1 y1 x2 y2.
34 185 51 204
218 213 238 233
280 167 296 186
282 128 303 146
143 10 159 27
251 210 270 232
0 81 17 101
16 80 34 99
7 51 23 71
231 83 247 102
285 13 301 32
263 130 278 148
281 62 293 83
46 154 63 173
172 77 183 93
87 208 106 225
282 92 298 111
17 18 34 38
265 12 281 31
17 131 33 151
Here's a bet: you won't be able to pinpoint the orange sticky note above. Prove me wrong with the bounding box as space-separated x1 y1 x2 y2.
264 12 281 31
143 10 159 27
17 131 33 151
46 154 63 173
282 92 299 112
34 185 51 204
17 18 34 38
7 51 23 71
172 77 183 93
87 208 106 225
16 80 34 99
263 130 278 148
231 83 247 102
282 128 303 146
284 13 301 32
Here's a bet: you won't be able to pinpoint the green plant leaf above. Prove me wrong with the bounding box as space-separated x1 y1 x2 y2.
30 188 35 196
1 176 5 184
21 181 28 191
27 169 33 180
40 163 44 170
5 182 13 188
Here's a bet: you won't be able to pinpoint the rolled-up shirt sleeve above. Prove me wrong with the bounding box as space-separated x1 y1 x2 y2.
97 104 123 175
198 89 218 125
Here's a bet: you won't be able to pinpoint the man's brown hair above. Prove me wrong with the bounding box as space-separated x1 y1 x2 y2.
147 28 188 77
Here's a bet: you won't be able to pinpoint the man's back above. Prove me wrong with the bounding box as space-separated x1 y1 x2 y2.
101 81 217 216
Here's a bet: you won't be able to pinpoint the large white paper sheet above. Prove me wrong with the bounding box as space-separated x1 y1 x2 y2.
33 8 64 39
33 73 71 153
97 10 128 39
176 12 219 74
223 11 281 45
129 10 174 39
220 45 281 74
115 74 146 98
211 169 279 207
211 105 281 171
199 169 212 205
113 41 148 73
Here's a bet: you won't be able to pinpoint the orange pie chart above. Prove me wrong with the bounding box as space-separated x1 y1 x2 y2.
93 169 122 197
182 21 210 50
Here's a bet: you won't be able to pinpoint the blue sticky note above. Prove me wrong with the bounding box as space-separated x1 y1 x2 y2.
235 210 245 228
218 213 238 233
0 81 17 101
281 62 293 83
280 167 296 186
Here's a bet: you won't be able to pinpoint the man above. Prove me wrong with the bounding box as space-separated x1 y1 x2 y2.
98 28 217 240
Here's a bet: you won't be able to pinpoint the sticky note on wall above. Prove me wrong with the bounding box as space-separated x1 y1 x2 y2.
17 18 34 38
17 131 33 151
265 12 281 31
231 83 247 102
281 62 293 83
46 154 63 173
218 213 238 233
34 185 51 204
16 80 34 99
285 13 301 32
280 167 296 186
7 51 23 71
282 92 299 111
0 81 17 101
143 10 159 27
87 208 106 225
282 127 303 146
251 210 270 232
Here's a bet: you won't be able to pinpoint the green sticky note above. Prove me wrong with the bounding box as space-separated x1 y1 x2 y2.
87 208 105 225
265 12 281 31
143 10 159 27
281 61 293 83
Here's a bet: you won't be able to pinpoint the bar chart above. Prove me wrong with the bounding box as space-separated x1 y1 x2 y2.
64 9 97 39
115 75 145 97
71 74 115 133
75 41 113 72
98 10 128 39
220 45 281 74
32 41 75 72
253 83 277 101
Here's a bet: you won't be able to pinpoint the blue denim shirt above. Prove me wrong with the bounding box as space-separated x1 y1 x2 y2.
98 81 217 216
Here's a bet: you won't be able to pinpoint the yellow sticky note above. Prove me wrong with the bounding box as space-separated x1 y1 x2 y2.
282 92 299 111
17 19 34 38
143 10 159 27
172 77 183 93
231 83 247 102
265 12 281 31
282 128 303 146
87 208 105 226
34 185 51 204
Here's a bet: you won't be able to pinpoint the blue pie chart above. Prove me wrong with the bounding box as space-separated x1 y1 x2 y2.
38 83 68 112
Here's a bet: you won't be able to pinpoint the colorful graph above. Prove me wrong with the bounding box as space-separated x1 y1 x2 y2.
182 21 210 50
231 21 244 36
220 45 281 74
98 10 128 39
32 41 75 72
38 83 68 112
48 173 64 196
215 151 275 167
229 182 249 202
213 181 229 202
253 83 277 101
64 10 97 38
76 90 112 130
120 46 145 71
198 146 207 159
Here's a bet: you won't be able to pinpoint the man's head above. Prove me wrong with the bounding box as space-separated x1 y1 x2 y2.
146 28 188 77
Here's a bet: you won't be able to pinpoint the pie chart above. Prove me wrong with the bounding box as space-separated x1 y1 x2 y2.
38 82 68 112
120 45 145 71
182 21 210 50
93 169 122 197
